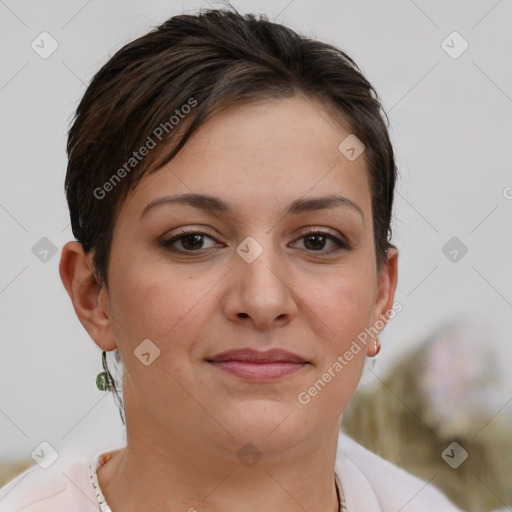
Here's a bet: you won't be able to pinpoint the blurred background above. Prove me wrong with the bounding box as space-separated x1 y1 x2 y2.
0 1 511 510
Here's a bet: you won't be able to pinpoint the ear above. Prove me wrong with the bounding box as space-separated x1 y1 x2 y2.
367 246 399 356
59 241 117 351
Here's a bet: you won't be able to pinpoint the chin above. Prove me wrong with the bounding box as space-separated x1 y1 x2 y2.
220 403 310 447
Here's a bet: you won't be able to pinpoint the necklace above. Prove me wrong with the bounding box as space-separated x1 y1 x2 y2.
90 450 118 512
335 471 348 511
89 451 347 511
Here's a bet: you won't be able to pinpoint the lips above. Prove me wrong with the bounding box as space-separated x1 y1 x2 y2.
206 348 308 364
206 348 310 381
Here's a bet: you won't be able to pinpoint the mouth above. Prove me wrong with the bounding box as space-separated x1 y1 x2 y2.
207 348 308 364
205 348 310 381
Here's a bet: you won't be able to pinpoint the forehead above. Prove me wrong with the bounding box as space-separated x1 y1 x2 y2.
121 95 371 219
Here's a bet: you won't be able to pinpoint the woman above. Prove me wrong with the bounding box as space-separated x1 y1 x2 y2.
0 6 462 511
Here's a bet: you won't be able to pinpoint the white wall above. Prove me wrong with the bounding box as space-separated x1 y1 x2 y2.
1 0 511 462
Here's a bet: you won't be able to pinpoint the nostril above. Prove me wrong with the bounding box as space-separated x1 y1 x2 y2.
238 313 249 318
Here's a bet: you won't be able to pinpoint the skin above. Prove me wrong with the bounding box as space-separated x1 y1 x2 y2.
60 94 398 512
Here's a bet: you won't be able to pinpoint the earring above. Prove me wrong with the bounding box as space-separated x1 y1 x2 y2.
96 350 113 391
374 338 381 356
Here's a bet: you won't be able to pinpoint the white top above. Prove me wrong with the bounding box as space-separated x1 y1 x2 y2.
0 433 462 511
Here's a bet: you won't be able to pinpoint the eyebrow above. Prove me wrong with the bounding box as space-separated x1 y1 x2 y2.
140 192 364 224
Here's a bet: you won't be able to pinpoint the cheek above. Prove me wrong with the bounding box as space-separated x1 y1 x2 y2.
298 278 372 410
305 269 375 342
108 269 209 395
109 258 213 353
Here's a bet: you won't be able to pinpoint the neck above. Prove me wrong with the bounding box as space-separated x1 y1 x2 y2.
97 419 342 512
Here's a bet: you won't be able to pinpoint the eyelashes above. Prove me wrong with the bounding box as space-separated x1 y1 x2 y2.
160 229 351 255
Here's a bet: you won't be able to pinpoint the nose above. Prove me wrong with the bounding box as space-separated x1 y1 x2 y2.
222 241 298 331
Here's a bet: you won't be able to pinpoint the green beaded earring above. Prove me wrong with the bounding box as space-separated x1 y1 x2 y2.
96 350 113 391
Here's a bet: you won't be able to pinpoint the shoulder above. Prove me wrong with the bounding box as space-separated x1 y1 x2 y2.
0 451 98 511
335 433 463 511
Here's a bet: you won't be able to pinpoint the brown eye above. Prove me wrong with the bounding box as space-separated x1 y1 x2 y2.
160 231 218 252
292 230 349 254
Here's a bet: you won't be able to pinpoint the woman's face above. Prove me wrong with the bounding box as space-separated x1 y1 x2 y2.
94 95 398 453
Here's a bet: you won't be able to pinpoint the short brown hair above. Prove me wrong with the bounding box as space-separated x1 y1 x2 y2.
65 6 398 289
